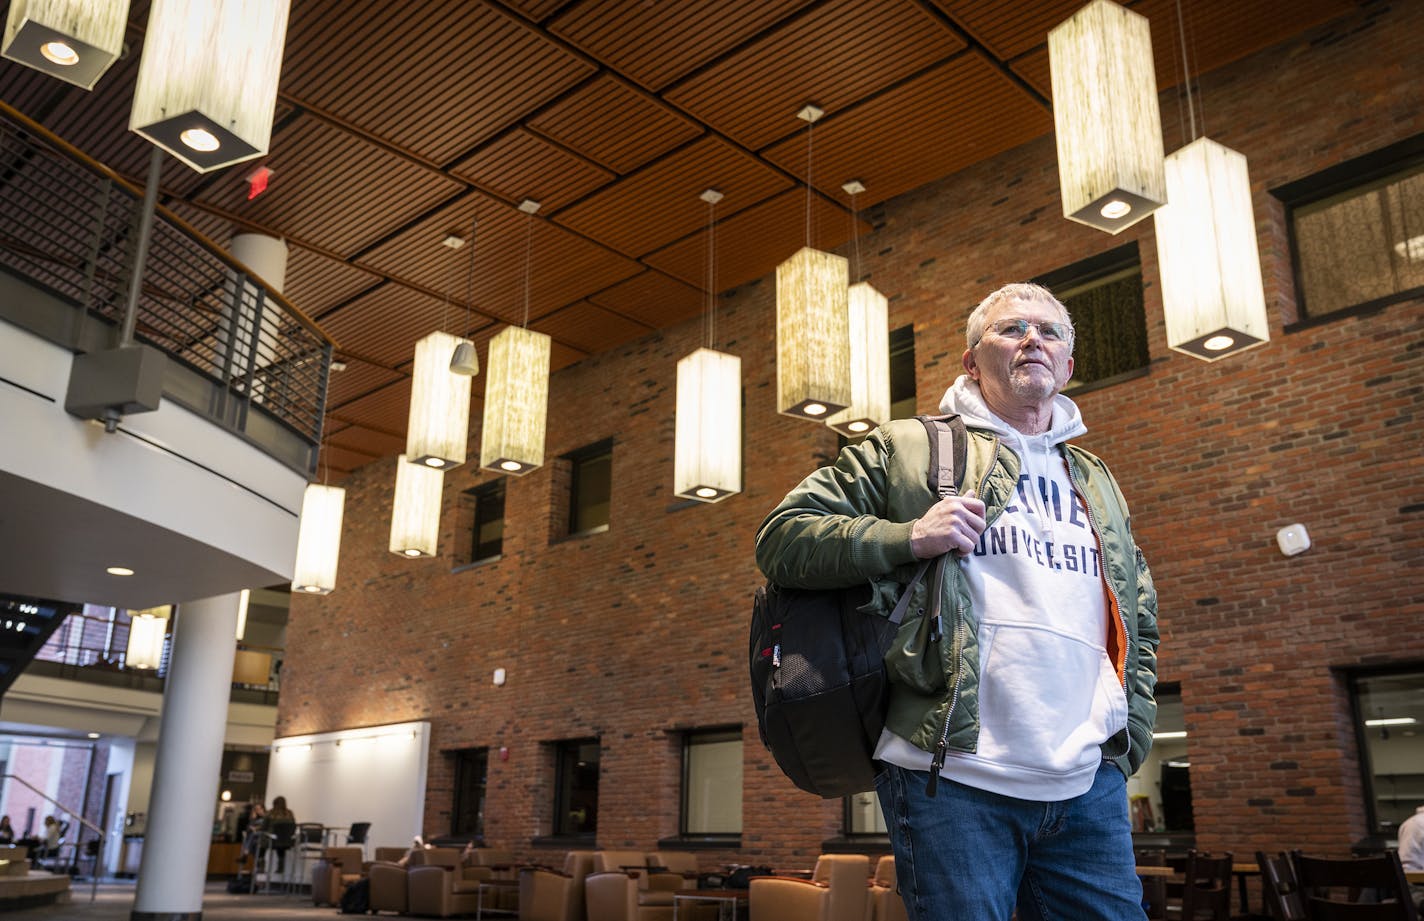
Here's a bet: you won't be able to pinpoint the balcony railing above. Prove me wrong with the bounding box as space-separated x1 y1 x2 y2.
0 101 334 475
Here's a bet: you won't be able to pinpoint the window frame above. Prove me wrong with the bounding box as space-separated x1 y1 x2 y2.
551 737 600 840
1273 133 1424 328
450 746 488 838
679 726 743 842
565 439 613 537
1341 662 1424 838
461 480 506 566
1032 242 1150 396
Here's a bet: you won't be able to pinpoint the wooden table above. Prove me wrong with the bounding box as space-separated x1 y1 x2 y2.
1407 869 1424 884
673 889 748 921
475 878 518 920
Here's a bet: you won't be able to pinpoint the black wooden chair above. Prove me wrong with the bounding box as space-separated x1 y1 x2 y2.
1289 850 1419 921
1175 849 1233 921
1257 851 1307 921
1136 847 1169 920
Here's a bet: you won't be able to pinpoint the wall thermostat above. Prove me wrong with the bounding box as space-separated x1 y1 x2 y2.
1276 523 1311 557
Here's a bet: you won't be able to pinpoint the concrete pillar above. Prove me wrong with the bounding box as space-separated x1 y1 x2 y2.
131 592 240 920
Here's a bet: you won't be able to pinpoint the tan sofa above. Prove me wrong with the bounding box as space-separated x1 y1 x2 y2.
520 850 596 921
408 847 493 917
312 846 367 907
867 856 907 921
749 854 871 921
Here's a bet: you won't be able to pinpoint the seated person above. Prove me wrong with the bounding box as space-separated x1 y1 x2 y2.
0 815 14 845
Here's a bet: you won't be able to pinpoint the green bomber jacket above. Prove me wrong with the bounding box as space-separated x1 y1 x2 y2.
753 417 1161 779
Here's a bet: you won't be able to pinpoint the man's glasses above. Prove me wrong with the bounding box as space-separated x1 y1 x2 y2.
983 318 1073 344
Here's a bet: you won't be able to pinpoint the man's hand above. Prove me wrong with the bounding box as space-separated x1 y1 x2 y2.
910 489 986 558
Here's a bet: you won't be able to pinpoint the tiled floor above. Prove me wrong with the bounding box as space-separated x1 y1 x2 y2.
4 880 342 920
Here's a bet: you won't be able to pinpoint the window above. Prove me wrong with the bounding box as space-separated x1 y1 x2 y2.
1034 243 1150 393
1275 135 1424 320
566 440 612 536
451 747 487 837
681 729 742 837
845 790 887 836
460 481 505 565
1347 667 1424 837
553 738 600 838
1126 683 1192 833
888 324 916 420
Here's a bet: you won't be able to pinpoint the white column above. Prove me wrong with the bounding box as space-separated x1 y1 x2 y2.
131 592 240 920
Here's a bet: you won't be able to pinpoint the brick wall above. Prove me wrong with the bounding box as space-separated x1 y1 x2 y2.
278 0 1423 868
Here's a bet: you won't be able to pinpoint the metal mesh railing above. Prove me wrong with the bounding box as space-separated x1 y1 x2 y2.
0 102 332 470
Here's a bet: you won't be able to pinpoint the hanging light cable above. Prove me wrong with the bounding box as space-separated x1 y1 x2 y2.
450 217 480 375
674 188 742 503
776 104 850 421
826 180 890 437
480 200 552 476
1154 0 1269 360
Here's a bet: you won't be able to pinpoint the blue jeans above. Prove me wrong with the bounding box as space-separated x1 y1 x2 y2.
875 761 1146 921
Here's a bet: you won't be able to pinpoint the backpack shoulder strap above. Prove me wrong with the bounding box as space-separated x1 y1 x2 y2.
916 413 968 499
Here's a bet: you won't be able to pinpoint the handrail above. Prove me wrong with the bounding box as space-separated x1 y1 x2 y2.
0 100 336 471
0 99 336 348
1 772 103 901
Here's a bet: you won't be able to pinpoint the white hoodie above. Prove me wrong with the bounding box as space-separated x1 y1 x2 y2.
873 375 1127 801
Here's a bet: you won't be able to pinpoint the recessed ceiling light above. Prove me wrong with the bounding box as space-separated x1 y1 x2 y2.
107 566 135 576
87 732 100 739
1203 335 1236 352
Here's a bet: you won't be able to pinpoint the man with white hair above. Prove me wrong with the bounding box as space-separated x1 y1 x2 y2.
757 283 1160 920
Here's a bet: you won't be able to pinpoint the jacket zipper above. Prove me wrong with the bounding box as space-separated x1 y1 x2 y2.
926 438 1000 797
1065 453 1132 762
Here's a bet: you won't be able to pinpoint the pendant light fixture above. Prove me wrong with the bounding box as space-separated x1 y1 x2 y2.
826 179 890 437
450 219 480 376
125 605 170 670
480 200 551 476
406 232 475 468
674 189 742 503
1154 0 1268 360
291 482 345 594
777 104 850 421
2 0 130 89
389 453 443 558
129 0 291 172
1048 0 1166 233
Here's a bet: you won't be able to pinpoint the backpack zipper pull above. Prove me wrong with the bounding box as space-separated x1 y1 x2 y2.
926 741 947 797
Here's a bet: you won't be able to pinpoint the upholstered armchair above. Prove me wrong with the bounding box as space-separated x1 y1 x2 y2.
867 856 908 921
519 849 595 921
647 851 700 891
586 850 682 921
369 860 410 915
409 847 494 917
748 854 872 921
312 846 367 907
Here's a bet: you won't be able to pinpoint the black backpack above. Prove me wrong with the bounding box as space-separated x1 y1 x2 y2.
340 877 371 914
749 414 966 798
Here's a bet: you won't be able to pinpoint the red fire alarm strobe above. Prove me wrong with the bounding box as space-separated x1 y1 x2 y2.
245 165 273 200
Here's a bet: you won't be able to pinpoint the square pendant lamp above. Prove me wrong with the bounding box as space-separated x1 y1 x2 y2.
291 482 345 595
2 0 130 89
125 606 170 670
674 348 742 502
776 246 851 420
129 0 291 172
406 330 473 470
389 454 443 558
1048 0 1166 233
1155 137 1270 360
826 281 890 436
480 325 551 476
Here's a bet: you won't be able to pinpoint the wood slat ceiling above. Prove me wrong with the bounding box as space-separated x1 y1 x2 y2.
0 0 1363 472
